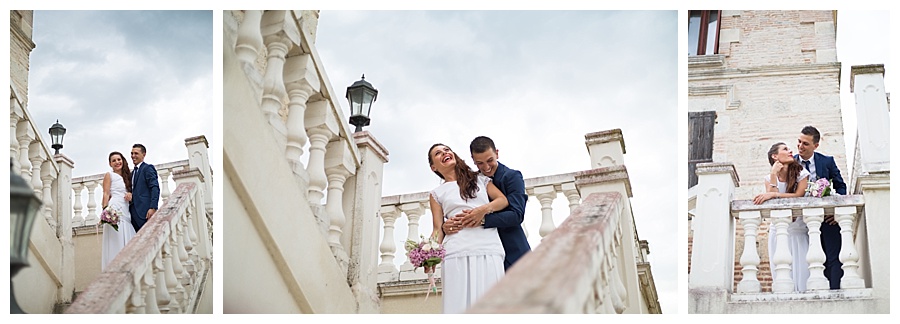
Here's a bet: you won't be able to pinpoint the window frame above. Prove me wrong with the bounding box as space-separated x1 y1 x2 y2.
688 10 722 56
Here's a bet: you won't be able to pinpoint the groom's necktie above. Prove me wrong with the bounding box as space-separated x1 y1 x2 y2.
802 160 811 173
132 166 138 188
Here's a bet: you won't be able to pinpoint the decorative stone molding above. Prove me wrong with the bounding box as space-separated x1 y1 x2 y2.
688 54 726 69
688 85 741 109
574 165 632 198
353 131 390 163
689 62 841 80
584 128 625 154
850 64 886 94
695 162 740 188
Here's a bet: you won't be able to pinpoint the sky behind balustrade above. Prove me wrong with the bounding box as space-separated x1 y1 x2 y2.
26 10 214 181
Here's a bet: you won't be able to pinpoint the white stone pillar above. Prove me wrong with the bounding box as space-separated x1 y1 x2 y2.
802 208 829 290
185 135 213 214
54 154 76 304
283 54 319 184
535 185 557 238
850 65 890 174
260 10 295 139
378 205 400 281
585 128 626 169
349 131 388 313
769 209 794 293
835 206 864 289
855 173 889 306
400 202 425 272
736 210 761 293
304 100 338 207
234 10 264 65
687 162 739 291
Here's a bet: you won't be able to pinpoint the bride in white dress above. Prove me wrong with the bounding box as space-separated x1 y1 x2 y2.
101 151 137 271
427 143 509 314
754 142 810 292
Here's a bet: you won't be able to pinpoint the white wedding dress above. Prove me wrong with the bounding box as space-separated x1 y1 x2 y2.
431 174 505 314
102 171 137 271
766 169 811 292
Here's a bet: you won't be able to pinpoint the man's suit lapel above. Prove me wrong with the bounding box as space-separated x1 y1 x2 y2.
813 152 826 179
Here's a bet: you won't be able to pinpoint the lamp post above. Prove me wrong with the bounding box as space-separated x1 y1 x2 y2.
10 159 43 314
346 74 378 133
49 120 66 155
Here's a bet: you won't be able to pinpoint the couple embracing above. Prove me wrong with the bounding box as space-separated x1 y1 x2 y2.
100 144 161 270
753 126 846 292
426 136 531 314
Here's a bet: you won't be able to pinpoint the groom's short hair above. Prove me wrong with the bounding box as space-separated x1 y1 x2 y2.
133 143 147 154
801 126 821 144
470 136 497 154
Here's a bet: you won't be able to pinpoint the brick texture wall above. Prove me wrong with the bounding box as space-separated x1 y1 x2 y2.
688 11 845 292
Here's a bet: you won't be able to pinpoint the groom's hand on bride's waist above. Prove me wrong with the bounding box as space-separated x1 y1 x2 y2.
456 209 485 228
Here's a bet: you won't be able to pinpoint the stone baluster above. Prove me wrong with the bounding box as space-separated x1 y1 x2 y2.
174 223 193 288
769 209 794 293
802 208 829 290
283 54 319 181
127 274 147 314
72 183 85 226
260 10 293 138
85 180 100 225
324 141 355 273
610 230 627 313
305 100 338 207
154 249 172 313
535 185 557 238
40 160 57 230
599 260 615 313
163 241 184 314
29 143 44 196
16 121 33 182
10 111 21 172
234 10 264 65
835 206 864 289
184 201 201 269
171 229 190 293
378 205 400 279
142 266 160 314
159 168 172 203
400 202 425 271
562 182 581 215
736 211 762 293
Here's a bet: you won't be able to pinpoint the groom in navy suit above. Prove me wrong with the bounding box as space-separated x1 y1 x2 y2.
443 136 531 270
795 126 846 289
130 144 160 232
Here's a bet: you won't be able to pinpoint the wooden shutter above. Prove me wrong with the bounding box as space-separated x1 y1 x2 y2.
688 111 716 188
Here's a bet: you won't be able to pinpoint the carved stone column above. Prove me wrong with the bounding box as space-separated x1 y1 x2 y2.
687 162 739 291
769 209 794 293
835 206 864 289
305 100 338 207
41 159 57 231
400 202 425 272
534 185 557 238
16 121 33 182
72 182 85 226
324 140 356 274
562 182 581 215
736 210 761 293
85 180 100 225
283 54 319 184
260 10 295 139
802 208 829 290
377 205 400 282
234 10 264 65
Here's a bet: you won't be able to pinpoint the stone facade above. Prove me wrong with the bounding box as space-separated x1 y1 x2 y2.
10 10 35 103
688 10 847 293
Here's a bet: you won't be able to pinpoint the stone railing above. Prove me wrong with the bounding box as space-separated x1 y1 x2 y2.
66 175 213 314
377 172 581 283
731 196 868 295
230 10 367 273
469 191 629 313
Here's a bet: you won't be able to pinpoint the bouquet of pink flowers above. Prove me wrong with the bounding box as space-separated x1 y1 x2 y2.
405 235 445 299
807 178 834 198
99 206 120 231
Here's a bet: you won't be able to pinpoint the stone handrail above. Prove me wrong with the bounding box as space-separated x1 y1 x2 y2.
231 10 365 274
71 160 189 227
66 177 212 313
469 192 628 313
377 171 582 283
730 195 867 294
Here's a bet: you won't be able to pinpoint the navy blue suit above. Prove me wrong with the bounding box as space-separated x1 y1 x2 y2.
483 162 531 270
130 162 160 232
795 152 846 289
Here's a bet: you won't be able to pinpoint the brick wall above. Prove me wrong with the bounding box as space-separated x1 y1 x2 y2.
10 10 35 103
688 10 845 292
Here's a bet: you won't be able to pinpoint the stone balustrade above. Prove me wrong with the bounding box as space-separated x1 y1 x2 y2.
66 175 213 314
230 10 366 274
377 172 581 283
730 196 867 295
469 192 629 313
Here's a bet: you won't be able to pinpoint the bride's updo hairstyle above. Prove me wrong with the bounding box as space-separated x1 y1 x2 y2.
109 151 133 192
766 142 802 193
428 143 480 200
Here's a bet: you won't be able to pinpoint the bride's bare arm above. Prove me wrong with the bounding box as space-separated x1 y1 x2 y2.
101 173 111 209
429 195 445 243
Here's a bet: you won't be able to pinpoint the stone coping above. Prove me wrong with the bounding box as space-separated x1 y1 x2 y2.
730 195 865 218
850 64 885 93
584 128 626 154
696 162 740 188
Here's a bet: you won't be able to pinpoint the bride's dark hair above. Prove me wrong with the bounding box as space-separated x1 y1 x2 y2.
767 142 802 194
109 151 132 192
428 143 479 200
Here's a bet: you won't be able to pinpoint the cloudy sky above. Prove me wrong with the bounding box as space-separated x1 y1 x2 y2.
315 10 679 313
26 11 214 181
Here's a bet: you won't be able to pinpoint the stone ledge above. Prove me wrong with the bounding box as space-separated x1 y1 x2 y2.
696 162 740 187
688 54 726 69
850 64 886 93
575 165 632 198
730 195 865 218
584 128 626 154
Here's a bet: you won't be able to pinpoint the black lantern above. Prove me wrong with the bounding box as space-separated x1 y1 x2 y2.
10 159 43 314
49 120 66 155
346 74 378 133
